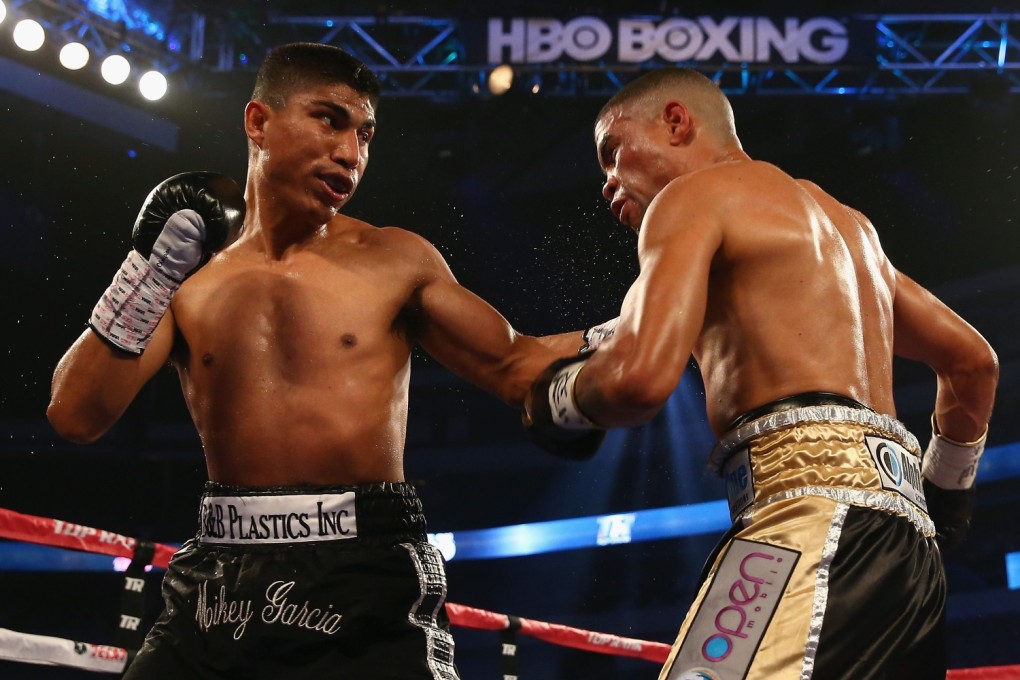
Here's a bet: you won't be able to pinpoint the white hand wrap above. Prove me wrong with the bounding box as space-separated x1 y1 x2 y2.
89 250 179 354
921 416 987 490
548 361 597 430
580 316 620 353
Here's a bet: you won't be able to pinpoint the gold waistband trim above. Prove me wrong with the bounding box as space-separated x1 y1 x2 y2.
709 405 920 473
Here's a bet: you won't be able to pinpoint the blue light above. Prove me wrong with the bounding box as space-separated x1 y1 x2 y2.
443 500 730 561
326 20 334 27
84 0 167 45
0 543 125 572
1008 552 1020 590
975 441 1020 482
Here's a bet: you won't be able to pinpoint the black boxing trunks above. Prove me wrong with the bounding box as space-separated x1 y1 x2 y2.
123 482 459 680
660 394 946 680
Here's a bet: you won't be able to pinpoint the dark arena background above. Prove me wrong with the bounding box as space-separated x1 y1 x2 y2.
2 1 1020 678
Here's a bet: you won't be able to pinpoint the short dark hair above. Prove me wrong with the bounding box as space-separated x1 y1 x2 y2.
252 42 382 110
597 67 719 123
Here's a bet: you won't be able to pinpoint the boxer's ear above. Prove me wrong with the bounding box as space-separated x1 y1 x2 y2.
663 101 693 144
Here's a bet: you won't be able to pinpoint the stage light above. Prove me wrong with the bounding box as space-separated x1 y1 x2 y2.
59 42 90 70
487 64 514 95
13 19 45 52
0 1 7 26
100 54 130 85
138 70 167 101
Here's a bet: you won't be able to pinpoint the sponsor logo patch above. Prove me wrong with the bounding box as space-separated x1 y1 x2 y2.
199 492 357 544
666 539 799 680
722 447 753 520
865 436 927 512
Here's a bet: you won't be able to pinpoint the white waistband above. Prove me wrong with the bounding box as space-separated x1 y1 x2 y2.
198 492 357 545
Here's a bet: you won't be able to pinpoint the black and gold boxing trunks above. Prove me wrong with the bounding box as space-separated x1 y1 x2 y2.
123 482 459 680
660 394 946 680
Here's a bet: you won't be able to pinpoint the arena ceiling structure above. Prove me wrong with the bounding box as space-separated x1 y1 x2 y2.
1 2 1019 678
4 0 1020 101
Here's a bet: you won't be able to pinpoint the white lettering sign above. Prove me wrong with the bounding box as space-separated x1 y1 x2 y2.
119 615 141 631
488 16 848 65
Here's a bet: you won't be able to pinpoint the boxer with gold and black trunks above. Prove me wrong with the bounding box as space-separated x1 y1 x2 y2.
123 482 458 680
661 393 945 680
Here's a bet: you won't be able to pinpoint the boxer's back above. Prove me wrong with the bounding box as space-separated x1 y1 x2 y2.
693 161 897 433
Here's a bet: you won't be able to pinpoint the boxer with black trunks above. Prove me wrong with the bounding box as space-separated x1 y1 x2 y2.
47 43 587 678
524 68 998 679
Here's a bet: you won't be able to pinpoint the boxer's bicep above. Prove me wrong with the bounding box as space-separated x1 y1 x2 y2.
577 187 721 421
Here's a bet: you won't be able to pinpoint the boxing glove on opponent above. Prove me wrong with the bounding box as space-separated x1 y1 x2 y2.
921 415 987 551
89 171 245 354
523 354 606 460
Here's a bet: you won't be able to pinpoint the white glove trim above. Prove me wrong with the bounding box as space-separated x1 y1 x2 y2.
921 414 987 490
548 361 598 430
89 250 179 355
580 316 620 354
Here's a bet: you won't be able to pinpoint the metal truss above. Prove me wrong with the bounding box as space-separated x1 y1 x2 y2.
5 2 1020 99
260 12 1020 98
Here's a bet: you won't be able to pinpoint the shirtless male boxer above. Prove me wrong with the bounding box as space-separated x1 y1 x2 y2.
47 43 590 679
524 67 998 679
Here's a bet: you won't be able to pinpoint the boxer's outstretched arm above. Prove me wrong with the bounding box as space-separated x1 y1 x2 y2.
410 240 581 408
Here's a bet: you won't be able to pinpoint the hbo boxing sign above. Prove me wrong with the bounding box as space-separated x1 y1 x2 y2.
487 16 849 65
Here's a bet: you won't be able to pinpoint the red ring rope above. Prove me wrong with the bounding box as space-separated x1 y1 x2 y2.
0 506 1016 677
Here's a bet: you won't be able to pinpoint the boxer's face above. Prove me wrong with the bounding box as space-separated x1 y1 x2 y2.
595 103 676 234
249 81 376 225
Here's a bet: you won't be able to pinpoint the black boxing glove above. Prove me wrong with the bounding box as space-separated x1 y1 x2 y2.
921 415 987 551
922 479 974 551
523 354 606 460
132 171 245 270
89 172 245 354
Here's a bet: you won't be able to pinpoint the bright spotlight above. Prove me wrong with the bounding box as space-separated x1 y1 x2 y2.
139 70 168 101
0 1 7 25
101 54 130 85
13 19 45 52
59 42 90 70
487 64 514 96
